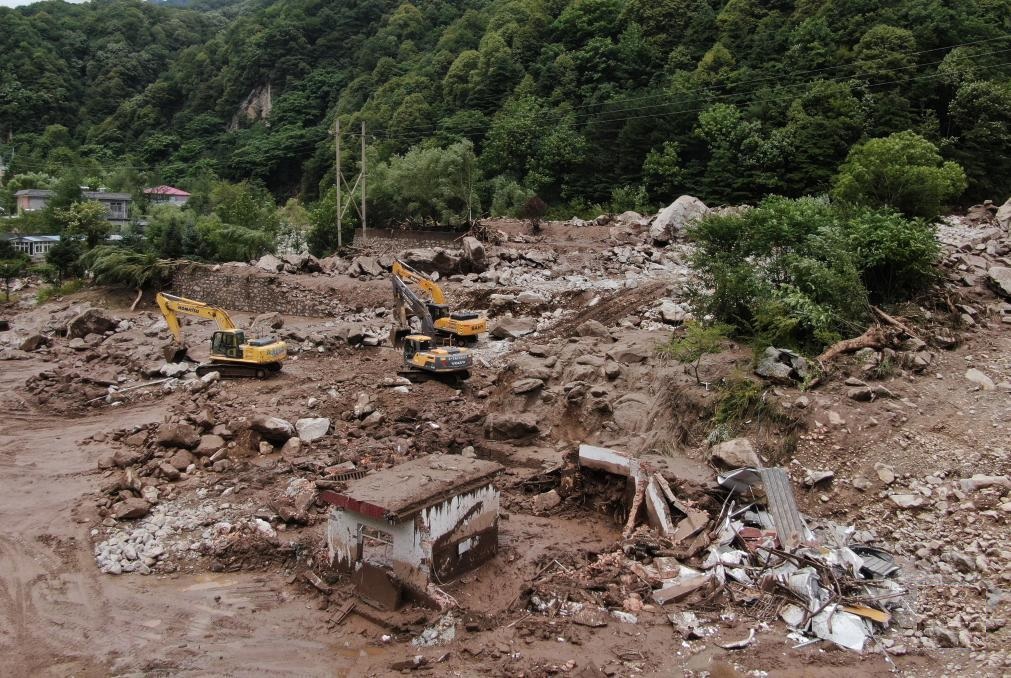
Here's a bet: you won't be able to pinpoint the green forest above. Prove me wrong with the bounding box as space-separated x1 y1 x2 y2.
2 0 1011 236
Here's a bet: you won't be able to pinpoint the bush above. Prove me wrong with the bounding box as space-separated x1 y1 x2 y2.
832 131 967 218
688 196 941 351
489 176 534 217
36 278 85 303
657 320 732 384
688 196 868 351
845 208 939 301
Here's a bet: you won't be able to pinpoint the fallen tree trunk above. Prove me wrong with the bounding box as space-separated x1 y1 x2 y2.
817 325 886 362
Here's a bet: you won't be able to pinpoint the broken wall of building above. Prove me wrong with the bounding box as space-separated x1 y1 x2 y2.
327 482 499 596
420 483 499 583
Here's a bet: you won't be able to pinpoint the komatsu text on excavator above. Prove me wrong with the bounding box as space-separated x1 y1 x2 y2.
156 292 287 378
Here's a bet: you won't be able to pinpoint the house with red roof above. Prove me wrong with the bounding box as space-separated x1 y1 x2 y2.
144 185 191 206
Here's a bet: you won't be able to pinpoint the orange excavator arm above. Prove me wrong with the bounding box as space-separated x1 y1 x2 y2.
392 259 446 305
156 292 237 346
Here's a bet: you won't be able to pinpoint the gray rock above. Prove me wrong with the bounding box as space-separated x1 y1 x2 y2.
352 255 384 277
755 346 809 383
486 413 539 440
988 266 1011 299
888 494 924 509
251 311 284 330
250 415 295 443
112 448 141 468
19 333 48 352
996 197 1011 230
113 497 151 520
66 308 117 339
658 300 687 324
710 438 761 469
156 423 200 449
649 195 709 245
461 236 486 270
399 248 462 276
965 368 995 390
516 290 549 305
533 490 561 512
295 417 330 442
490 316 536 340
195 434 225 456
575 320 611 339
255 254 284 272
159 462 181 480
511 378 544 395
168 449 194 472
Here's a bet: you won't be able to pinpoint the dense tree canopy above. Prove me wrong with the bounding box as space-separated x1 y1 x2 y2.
1 0 1009 230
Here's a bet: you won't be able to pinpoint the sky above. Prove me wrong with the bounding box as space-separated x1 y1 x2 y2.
0 0 87 7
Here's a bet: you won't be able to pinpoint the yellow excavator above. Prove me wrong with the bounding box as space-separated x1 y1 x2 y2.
400 333 473 381
156 292 287 378
391 259 486 341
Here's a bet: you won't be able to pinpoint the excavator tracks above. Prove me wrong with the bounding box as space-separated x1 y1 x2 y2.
196 362 282 379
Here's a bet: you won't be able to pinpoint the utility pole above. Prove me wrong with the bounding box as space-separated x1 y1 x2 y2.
360 121 367 244
334 119 342 249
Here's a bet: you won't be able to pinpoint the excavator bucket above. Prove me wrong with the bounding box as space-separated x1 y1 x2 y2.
389 327 411 347
162 342 190 363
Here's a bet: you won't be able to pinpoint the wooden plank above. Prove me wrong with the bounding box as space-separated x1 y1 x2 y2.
759 468 806 549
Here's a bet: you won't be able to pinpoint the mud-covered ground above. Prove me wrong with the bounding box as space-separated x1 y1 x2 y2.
1 215 1009 676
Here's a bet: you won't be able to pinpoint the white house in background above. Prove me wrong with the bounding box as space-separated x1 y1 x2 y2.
144 185 191 206
14 189 132 225
1 234 60 261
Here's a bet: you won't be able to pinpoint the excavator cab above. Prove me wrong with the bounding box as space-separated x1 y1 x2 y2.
403 335 432 360
211 329 246 359
427 303 449 321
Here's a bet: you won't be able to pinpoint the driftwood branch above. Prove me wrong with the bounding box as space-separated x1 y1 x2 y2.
871 306 919 340
817 325 886 363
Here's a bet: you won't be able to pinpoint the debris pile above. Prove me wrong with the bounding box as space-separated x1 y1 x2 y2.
526 444 907 654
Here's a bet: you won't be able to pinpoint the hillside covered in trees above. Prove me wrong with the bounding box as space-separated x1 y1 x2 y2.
2 0 1011 226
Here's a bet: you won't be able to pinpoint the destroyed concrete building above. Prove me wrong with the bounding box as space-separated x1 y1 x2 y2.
322 454 503 609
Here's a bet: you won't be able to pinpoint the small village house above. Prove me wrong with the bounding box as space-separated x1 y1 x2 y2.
322 454 503 610
14 189 132 225
144 185 191 206
1 234 61 261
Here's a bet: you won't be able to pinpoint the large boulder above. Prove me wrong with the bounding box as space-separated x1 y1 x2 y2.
490 316 536 340
295 417 331 442
251 311 284 331
486 413 540 440
19 334 48 352
575 320 612 339
461 236 487 271
987 266 1011 299
710 438 761 469
399 248 463 276
195 434 226 456
649 195 709 245
256 254 284 272
996 197 1011 230
250 415 295 443
66 308 117 339
156 423 200 449
754 347 809 383
112 497 151 520
351 255 384 277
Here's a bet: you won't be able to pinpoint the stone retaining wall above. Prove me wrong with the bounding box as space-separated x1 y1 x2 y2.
171 264 341 317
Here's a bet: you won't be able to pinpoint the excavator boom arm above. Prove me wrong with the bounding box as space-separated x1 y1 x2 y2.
156 292 238 345
392 260 446 305
390 274 436 336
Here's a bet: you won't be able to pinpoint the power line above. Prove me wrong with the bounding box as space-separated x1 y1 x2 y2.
367 34 1011 138
372 47 1011 143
